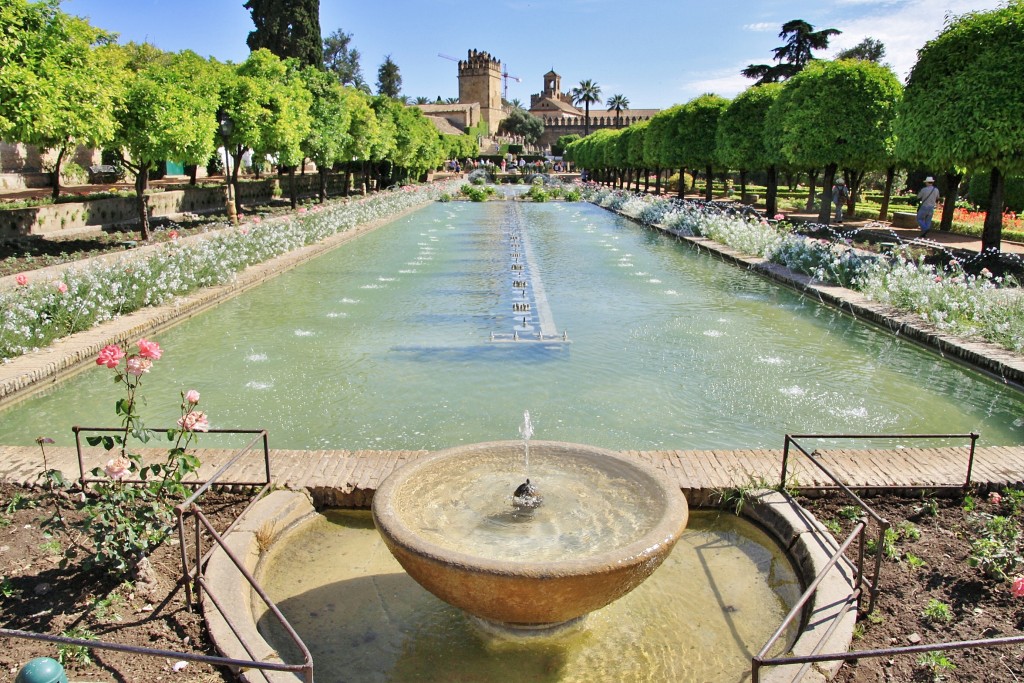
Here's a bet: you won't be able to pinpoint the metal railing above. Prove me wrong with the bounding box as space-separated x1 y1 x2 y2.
4 427 315 682
753 432 991 682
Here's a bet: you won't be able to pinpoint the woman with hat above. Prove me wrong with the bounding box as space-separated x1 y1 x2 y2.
917 177 941 237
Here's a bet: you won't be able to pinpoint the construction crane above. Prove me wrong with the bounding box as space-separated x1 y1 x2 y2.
438 53 522 101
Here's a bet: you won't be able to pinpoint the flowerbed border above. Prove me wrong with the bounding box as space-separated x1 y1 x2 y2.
0 199 430 409
596 203 1024 389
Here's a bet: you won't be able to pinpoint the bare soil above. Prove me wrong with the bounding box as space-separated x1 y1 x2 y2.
3 484 1024 682
0 482 248 682
801 492 1024 682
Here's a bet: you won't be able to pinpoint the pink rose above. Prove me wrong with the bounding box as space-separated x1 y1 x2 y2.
240 227 249 235
934 276 942 283
236 214 245 220
980 268 993 278
252 216 262 224
178 410 209 432
125 356 152 376
773 213 785 221
104 455 132 480
96 344 125 369
55 281 68 294
297 207 308 214
136 338 162 360
15 274 28 286
168 230 180 240
1013 576 1024 598
989 491 1003 505
184 389 200 405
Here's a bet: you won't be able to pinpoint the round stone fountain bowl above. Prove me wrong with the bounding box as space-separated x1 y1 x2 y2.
371 440 689 629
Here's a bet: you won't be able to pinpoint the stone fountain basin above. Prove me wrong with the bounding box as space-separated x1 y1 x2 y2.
371 440 689 627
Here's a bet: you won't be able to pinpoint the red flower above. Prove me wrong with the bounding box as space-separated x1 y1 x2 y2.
96 344 125 368
136 338 162 360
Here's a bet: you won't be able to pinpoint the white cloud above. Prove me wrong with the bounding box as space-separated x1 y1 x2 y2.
743 22 776 31
675 66 756 101
826 0 1004 81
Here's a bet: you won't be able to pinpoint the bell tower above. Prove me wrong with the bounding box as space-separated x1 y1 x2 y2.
458 49 505 134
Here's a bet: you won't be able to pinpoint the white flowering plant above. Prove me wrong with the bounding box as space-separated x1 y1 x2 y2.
41 338 209 574
578 185 1024 352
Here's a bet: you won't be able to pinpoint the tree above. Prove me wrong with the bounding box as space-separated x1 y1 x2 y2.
649 105 688 196
376 55 402 98
497 109 544 143
301 67 352 202
769 59 901 223
414 96 431 104
323 28 363 86
570 79 602 135
110 48 219 240
836 37 886 63
676 94 730 201
244 0 323 69
606 94 630 128
507 98 526 111
743 19 841 84
0 0 121 198
551 134 580 157
626 120 649 190
717 84 783 213
896 3 1024 252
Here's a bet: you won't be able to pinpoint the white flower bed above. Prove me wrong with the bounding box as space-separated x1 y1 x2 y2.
1 184 449 360
578 184 1024 352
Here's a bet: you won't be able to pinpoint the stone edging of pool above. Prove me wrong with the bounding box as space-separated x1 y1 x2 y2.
0 201 429 408
202 488 855 683
600 205 1024 389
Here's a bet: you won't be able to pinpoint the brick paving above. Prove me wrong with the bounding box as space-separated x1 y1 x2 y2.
3 442 1021 505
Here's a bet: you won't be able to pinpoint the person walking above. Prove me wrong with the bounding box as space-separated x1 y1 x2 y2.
831 178 850 224
917 176 941 237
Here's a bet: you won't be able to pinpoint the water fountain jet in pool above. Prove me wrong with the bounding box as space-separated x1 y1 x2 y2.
371 439 688 633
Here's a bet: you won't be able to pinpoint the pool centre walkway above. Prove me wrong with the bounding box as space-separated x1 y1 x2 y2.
2 440 1023 506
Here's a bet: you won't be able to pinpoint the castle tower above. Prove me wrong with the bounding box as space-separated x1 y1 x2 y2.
458 49 505 134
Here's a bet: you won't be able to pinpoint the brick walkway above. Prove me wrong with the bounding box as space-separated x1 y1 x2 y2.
4 442 1022 505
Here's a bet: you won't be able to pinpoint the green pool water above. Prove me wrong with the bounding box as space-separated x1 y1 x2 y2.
2 199 1021 450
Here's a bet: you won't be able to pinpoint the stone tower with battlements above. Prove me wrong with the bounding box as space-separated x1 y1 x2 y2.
458 49 504 135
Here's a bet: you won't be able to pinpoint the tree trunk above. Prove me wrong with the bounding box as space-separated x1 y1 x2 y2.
677 168 685 198
654 167 661 195
584 103 590 136
766 165 778 218
939 171 962 232
343 164 352 197
135 169 151 241
845 168 865 217
51 147 66 200
187 164 198 186
704 165 713 201
817 164 837 224
289 167 298 209
301 158 307 176
319 168 328 203
982 167 1004 253
643 168 649 192
878 166 896 221
739 169 747 204
805 169 818 212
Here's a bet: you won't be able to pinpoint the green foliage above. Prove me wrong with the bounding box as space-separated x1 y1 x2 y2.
917 651 956 681
91 591 125 621
967 513 1023 581
915 496 939 517
563 188 582 202
525 184 549 202
906 553 927 569
717 84 783 172
376 54 402 98
41 343 204 574
897 3 1024 175
551 134 580 157
58 627 97 665
768 59 901 173
300 66 353 179
0 576 15 598
460 184 495 202
898 521 922 541
865 526 899 559
921 599 954 623
824 519 842 535
743 19 842 84
499 110 545 143
838 505 861 520
677 93 730 172
244 0 323 69
967 173 1024 212
322 28 364 87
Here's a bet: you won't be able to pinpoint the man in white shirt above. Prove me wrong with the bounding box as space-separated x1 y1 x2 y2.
917 176 941 236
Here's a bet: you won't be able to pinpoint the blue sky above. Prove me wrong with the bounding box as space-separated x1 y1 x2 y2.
64 0 1001 110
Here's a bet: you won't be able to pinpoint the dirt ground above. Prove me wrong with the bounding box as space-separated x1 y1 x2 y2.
802 492 1024 682
3 483 1024 682
0 482 248 682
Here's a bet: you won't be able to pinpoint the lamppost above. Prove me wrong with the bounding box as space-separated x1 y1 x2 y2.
217 110 238 224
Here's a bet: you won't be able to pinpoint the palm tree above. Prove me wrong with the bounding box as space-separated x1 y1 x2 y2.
742 19 841 84
508 98 525 111
570 79 602 135
606 94 630 128
414 96 430 105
